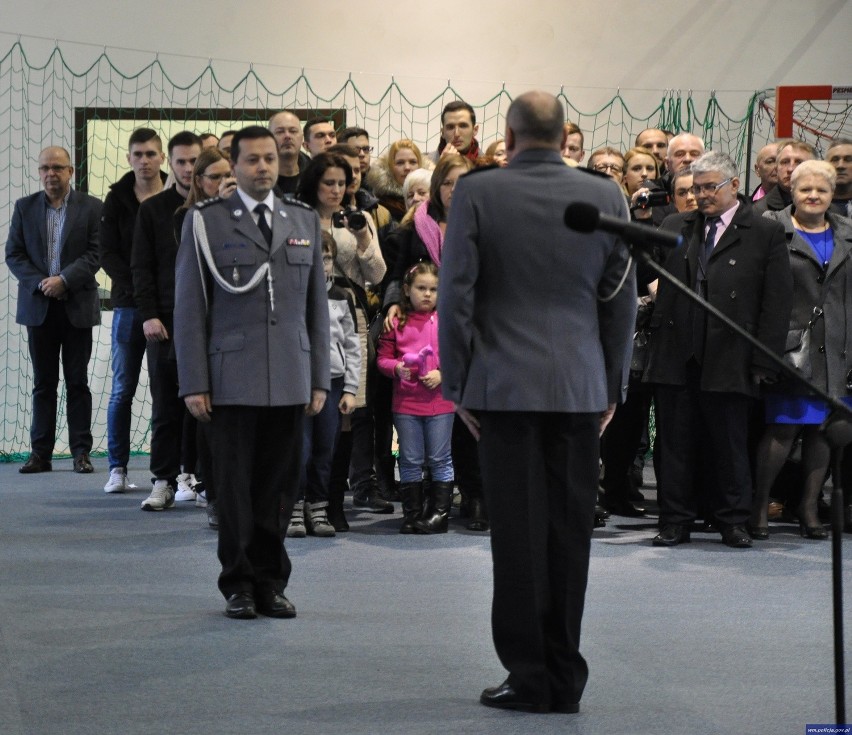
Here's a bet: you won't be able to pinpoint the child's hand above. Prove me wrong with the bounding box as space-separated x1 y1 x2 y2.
339 393 357 415
420 369 441 389
396 363 412 381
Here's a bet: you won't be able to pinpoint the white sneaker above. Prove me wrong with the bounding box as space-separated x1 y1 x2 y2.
104 467 128 494
195 489 208 508
175 473 198 502
141 480 175 511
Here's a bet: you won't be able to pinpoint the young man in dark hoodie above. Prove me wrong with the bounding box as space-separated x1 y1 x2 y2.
100 127 166 493
131 131 201 511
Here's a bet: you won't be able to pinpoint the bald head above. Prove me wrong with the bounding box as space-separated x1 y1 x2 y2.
505 91 565 158
666 133 705 174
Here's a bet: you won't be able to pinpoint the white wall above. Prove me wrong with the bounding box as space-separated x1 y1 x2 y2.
3 0 850 110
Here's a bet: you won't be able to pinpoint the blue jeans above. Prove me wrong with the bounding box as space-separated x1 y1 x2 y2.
393 412 454 483
106 307 147 469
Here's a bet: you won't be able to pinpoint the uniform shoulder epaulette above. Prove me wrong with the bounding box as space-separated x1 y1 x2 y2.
575 167 612 180
463 163 499 176
281 194 314 211
195 196 222 209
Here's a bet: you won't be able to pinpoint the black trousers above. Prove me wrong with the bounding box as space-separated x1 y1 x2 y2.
26 300 93 458
209 404 303 599
477 410 598 708
145 337 184 484
600 381 653 503
654 361 754 528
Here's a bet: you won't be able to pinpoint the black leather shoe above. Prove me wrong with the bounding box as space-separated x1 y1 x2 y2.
352 488 394 514
225 592 256 619
799 522 828 540
480 682 549 713
652 524 690 547
746 523 769 540
20 453 52 474
73 452 94 474
602 499 646 517
721 525 753 548
256 590 296 618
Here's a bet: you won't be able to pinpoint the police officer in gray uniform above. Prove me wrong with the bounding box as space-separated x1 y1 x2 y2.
440 91 636 713
174 125 330 620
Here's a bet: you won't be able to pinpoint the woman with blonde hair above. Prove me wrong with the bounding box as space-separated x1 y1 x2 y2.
365 139 425 222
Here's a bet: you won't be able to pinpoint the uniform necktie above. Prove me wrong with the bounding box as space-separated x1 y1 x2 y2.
254 203 272 246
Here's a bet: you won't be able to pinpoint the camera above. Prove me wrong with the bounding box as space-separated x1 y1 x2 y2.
635 181 670 209
332 209 368 230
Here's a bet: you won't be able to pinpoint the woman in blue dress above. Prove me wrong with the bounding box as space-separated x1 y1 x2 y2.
750 160 852 539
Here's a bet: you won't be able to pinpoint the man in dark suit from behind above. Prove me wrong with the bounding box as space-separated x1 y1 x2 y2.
644 150 793 548
6 146 102 474
440 90 636 714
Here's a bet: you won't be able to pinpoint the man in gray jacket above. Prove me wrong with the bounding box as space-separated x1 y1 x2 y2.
174 125 330 620
440 91 636 714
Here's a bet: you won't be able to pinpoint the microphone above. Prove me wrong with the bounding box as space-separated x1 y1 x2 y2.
564 201 683 250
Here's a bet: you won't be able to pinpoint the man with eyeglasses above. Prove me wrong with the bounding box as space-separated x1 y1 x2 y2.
586 147 625 181
269 110 312 196
131 131 202 511
338 127 374 180
99 128 167 493
644 150 792 549
6 146 102 475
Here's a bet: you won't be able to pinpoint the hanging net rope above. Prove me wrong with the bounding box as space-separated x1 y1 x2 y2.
0 39 773 459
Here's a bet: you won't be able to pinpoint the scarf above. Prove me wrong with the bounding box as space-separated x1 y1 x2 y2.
414 199 443 267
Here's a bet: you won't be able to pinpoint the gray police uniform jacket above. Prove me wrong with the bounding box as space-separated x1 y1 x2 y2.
439 149 636 413
174 192 330 406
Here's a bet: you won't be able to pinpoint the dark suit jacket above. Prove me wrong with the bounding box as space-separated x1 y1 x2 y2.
643 199 793 397
5 189 102 328
439 149 637 412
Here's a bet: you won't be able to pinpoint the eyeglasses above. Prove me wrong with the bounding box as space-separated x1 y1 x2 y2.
691 178 732 195
200 172 229 181
593 163 623 174
355 146 373 154
322 255 334 263
38 165 71 174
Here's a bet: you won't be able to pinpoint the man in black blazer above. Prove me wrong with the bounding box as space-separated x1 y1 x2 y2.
644 150 793 548
5 146 102 473
440 91 636 714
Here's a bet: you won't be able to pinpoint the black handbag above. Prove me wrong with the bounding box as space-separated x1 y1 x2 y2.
783 306 823 379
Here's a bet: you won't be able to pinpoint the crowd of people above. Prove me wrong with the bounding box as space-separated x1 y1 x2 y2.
6 101 852 567
7 90 852 713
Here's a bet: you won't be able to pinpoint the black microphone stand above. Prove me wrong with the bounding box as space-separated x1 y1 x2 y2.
629 241 850 723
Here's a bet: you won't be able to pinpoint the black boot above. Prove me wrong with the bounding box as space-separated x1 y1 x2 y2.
398 482 423 534
466 495 489 531
326 480 349 532
414 481 453 534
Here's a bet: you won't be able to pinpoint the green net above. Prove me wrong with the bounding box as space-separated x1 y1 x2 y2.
0 39 774 460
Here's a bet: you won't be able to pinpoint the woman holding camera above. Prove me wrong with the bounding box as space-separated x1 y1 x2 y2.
298 152 386 291
622 146 662 219
750 160 852 540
